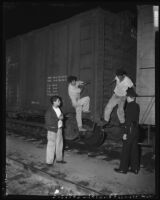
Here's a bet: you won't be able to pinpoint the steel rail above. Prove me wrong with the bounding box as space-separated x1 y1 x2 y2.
7 156 105 196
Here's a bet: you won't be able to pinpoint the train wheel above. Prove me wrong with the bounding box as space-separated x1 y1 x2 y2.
64 118 79 141
82 118 106 147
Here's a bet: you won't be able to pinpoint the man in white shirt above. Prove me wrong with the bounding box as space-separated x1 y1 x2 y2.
68 76 90 132
103 69 135 127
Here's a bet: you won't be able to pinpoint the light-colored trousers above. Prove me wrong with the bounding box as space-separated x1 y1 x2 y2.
104 93 126 123
73 96 90 128
46 129 63 164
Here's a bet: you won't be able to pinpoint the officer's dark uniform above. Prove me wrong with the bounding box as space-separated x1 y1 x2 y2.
115 88 140 174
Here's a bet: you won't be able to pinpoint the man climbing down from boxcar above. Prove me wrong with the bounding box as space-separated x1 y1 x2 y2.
67 76 90 132
102 68 135 128
114 87 140 174
45 95 66 166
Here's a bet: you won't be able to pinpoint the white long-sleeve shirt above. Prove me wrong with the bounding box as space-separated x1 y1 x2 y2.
114 76 133 96
53 106 63 128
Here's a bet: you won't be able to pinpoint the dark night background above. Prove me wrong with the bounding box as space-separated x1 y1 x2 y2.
3 1 139 40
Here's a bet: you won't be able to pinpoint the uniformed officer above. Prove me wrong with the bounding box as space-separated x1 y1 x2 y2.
114 87 140 174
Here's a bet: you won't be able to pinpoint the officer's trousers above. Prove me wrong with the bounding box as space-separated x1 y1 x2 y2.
119 132 139 171
74 96 90 128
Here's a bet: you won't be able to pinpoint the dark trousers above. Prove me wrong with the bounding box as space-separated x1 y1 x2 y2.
119 132 139 171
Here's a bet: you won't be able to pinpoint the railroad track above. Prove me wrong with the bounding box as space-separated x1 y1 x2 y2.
7 156 105 195
6 119 106 195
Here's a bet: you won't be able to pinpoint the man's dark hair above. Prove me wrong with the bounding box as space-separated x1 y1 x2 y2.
116 68 127 76
67 76 77 83
126 87 138 98
50 95 60 105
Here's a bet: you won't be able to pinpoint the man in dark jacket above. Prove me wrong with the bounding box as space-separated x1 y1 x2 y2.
114 87 140 174
45 95 66 166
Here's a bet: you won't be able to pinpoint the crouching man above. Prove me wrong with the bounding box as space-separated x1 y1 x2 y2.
67 76 90 132
45 95 66 166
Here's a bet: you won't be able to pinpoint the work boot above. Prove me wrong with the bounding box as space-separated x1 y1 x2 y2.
128 168 139 175
79 126 87 132
119 122 125 128
102 121 111 128
46 163 53 167
56 160 67 164
99 119 109 126
114 168 127 174
101 120 113 129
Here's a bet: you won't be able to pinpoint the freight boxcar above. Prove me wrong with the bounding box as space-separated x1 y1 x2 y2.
6 8 137 142
136 5 158 147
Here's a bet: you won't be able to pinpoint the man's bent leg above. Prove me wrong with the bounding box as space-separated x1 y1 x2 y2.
75 105 87 131
104 94 119 122
117 96 126 123
75 106 83 128
78 96 90 112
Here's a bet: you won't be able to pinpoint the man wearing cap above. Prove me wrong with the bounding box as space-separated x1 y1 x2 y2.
103 68 135 127
114 87 140 174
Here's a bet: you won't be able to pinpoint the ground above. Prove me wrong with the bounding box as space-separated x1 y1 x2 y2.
4 130 155 196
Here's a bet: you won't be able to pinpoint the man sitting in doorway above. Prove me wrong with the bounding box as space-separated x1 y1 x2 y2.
67 76 90 132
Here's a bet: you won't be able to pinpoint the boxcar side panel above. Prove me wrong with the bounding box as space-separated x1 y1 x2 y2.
93 12 105 120
103 11 137 108
30 30 49 110
79 18 95 117
45 24 68 110
21 34 36 108
6 38 21 111
136 5 155 125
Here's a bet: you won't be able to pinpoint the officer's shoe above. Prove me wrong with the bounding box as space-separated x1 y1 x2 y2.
46 163 53 167
114 168 127 174
128 169 139 174
56 160 67 164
